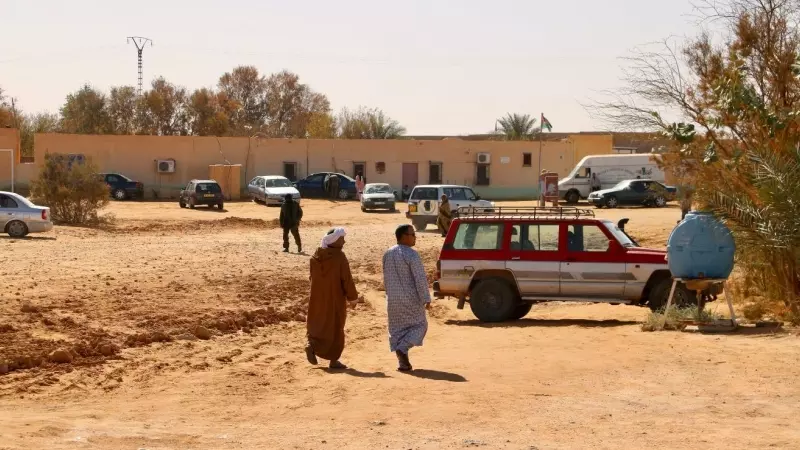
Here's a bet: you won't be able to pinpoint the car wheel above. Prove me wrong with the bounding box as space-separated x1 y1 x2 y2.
6 220 29 238
113 189 126 201
654 195 667 208
509 302 533 320
648 277 697 311
604 195 619 208
565 190 580 204
412 219 426 232
469 278 519 322
189 198 196 209
217 203 224 210
338 188 349 200
179 200 186 208
361 206 367 212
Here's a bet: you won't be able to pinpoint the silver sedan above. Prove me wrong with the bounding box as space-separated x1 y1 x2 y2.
0 191 53 238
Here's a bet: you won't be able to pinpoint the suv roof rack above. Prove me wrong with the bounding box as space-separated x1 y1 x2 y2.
455 206 596 219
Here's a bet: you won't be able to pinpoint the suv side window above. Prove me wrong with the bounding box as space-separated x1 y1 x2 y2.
444 187 469 201
567 224 610 252
411 187 438 200
525 224 559 251
453 223 503 250
107 175 119 183
630 181 646 192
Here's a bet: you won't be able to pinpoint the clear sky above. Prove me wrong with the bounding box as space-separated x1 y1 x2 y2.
1 0 698 135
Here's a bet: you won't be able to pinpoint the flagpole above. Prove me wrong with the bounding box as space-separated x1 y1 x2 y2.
538 112 544 205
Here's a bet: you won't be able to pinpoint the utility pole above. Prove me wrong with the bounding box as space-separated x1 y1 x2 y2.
127 37 153 95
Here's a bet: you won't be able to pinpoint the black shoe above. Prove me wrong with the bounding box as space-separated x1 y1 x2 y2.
305 344 318 365
297 246 302 253
283 248 289 253
396 350 412 371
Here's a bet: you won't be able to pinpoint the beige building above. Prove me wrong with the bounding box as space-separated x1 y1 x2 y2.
1 130 613 200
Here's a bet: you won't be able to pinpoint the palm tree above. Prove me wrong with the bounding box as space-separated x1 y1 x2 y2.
496 113 538 140
338 106 406 139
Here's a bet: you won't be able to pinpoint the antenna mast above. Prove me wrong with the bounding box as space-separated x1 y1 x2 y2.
126 36 153 95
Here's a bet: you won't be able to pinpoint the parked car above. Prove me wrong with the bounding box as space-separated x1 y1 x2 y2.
432 206 720 322
99 173 144 200
247 175 301 205
587 179 676 208
293 172 357 199
360 183 396 212
0 191 52 238
406 184 494 231
178 180 224 210
558 153 666 204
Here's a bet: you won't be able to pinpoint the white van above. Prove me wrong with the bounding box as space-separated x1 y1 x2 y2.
558 154 664 204
406 185 494 231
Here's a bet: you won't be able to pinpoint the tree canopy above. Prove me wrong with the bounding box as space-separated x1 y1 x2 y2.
590 0 800 320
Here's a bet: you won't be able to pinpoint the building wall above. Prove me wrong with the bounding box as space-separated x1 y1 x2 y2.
0 128 20 191
23 132 614 200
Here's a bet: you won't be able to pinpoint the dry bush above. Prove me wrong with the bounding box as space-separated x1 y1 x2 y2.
30 153 110 225
642 306 722 332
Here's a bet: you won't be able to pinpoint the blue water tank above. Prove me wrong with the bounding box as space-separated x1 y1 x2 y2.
667 211 736 279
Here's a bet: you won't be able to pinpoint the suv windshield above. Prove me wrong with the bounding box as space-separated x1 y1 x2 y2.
365 184 392 194
265 178 291 188
602 221 636 247
196 183 222 193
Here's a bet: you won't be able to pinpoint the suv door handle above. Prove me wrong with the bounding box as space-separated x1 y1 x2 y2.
511 256 521 260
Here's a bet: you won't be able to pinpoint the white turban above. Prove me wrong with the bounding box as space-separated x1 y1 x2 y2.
321 227 347 248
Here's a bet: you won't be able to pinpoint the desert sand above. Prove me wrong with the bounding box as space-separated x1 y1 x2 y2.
1 200 799 449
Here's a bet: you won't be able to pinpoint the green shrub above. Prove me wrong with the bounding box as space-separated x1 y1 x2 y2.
30 153 109 225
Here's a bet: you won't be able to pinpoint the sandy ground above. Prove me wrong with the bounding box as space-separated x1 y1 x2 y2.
1 199 799 449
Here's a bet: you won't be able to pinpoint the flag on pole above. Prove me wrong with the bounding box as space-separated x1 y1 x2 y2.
541 114 553 132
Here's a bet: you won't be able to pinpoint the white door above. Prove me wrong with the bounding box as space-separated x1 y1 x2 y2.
560 224 629 298
506 223 561 296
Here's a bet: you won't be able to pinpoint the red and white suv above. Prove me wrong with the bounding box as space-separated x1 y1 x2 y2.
432 207 717 322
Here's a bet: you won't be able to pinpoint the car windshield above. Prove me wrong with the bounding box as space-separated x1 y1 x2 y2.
602 221 637 247
612 180 630 189
365 184 392 194
196 183 222 193
265 178 291 188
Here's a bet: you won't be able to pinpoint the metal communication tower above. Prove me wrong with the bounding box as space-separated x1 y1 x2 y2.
127 37 153 95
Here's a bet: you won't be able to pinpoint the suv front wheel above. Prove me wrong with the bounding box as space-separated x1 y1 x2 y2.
469 278 518 322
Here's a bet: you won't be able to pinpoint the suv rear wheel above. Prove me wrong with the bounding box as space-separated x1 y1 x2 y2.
648 278 697 311
469 278 518 322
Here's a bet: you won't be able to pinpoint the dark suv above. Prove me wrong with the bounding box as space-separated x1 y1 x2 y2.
179 180 224 210
100 173 144 200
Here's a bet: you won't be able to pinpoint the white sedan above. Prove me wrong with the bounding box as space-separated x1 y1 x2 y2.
0 191 53 238
361 183 397 212
247 176 302 205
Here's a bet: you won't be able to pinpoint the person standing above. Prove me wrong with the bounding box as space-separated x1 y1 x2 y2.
329 173 340 200
436 194 452 237
382 224 431 371
590 173 601 192
279 193 303 253
355 175 365 201
305 227 359 370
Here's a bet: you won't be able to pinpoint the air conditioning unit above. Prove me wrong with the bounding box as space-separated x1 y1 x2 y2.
157 159 176 173
477 153 491 164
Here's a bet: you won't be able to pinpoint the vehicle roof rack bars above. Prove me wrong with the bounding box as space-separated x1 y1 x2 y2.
455 206 596 219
